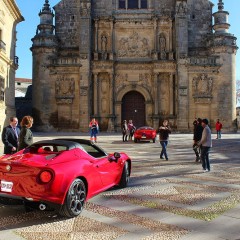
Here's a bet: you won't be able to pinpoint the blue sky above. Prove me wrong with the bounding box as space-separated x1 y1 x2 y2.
15 0 240 80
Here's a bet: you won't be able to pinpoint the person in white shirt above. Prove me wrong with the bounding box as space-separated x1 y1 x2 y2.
198 118 212 172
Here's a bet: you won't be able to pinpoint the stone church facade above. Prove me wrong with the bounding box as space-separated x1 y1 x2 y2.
31 0 238 132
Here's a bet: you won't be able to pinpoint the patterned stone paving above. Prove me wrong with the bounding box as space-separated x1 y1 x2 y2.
0 133 240 239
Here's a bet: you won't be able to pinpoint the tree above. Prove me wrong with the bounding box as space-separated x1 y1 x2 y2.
237 80 240 106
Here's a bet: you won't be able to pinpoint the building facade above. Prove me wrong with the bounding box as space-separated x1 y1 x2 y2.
31 0 238 132
0 0 23 133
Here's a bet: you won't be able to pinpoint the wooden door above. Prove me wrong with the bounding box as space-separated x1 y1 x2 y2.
122 91 145 128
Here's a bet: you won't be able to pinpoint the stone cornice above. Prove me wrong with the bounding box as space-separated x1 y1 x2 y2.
2 0 24 22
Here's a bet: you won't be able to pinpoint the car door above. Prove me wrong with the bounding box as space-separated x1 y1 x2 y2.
83 144 122 187
95 156 122 187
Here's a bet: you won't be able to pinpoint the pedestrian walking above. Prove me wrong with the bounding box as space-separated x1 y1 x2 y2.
215 119 223 139
159 120 171 161
18 116 34 151
198 118 212 172
193 118 203 162
1 116 20 154
89 118 99 143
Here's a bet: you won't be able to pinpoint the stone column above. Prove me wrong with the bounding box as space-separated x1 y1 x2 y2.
169 73 174 115
153 73 159 129
107 73 115 132
95 19 99 52
154 17 157 52
93 73 99 116
110 18 115 60
154 73 159 115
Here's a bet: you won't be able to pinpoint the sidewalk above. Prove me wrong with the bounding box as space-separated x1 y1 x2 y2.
0 132 240 240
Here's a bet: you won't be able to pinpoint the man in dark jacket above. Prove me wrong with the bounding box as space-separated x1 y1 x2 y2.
193 118 203 162
1 117 20 154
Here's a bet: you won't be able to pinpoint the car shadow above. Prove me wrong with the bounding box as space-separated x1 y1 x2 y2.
0 204 68 231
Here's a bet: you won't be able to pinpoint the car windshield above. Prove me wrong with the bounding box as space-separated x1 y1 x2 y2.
80 143 107 158
138 126 153 130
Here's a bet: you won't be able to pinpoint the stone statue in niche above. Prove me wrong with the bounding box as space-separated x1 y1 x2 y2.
159 35 166 51
101 35 108 52
159 34 167 60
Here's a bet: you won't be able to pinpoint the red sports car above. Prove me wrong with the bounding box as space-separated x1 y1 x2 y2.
134 126 157 143
0 139 131 218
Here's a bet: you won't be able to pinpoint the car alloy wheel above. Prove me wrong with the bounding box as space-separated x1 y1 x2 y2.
59 178 86 218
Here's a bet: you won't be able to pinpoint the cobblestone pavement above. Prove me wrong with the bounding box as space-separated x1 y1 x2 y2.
0 132 240 240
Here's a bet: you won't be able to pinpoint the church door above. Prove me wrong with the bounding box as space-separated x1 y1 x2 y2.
122 91 145 128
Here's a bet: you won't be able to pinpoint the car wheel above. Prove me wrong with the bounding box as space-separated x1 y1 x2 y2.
59 179 86 218
153 138 156 143
134 138 137 143
118 162 130 188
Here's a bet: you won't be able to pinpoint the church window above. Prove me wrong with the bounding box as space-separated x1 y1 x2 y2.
128 0 138 9
0 76 4 101
119 0 126 9
119 0 148 9
141 0 147 9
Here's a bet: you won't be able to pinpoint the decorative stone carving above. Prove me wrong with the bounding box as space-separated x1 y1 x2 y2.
80 86 88 96
115 74 128 92
176 1 187 15
0 63 5 74
192 73 213 102
116 64 152 71
117 32 150 58
179 87 188 96
139 73 152 87
80 2 91 17
55 76 75 104
115 73 128 84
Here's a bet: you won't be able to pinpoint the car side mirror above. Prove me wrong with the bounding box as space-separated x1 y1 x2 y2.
114 152 120 159
108 152 121 162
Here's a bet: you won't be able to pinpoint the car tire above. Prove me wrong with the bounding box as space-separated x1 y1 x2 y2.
59 178 86 218
153 138 156 143
118 162 130 188
134 138 137 143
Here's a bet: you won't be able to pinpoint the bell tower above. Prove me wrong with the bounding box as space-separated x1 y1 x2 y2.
31 0 58 130
211 0 238 130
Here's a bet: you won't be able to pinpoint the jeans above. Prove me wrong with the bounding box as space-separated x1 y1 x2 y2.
201 146 211 171
160 141 168 159
122 134 128 142
216 130 221 139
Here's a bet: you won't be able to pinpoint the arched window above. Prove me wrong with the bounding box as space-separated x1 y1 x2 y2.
119 0 148 9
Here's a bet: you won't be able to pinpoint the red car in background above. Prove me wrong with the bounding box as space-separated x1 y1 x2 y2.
0 139 131 218
134 126 157 143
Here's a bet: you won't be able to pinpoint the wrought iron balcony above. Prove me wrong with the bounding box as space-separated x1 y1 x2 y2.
13 56 19 69
0 40 6 51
